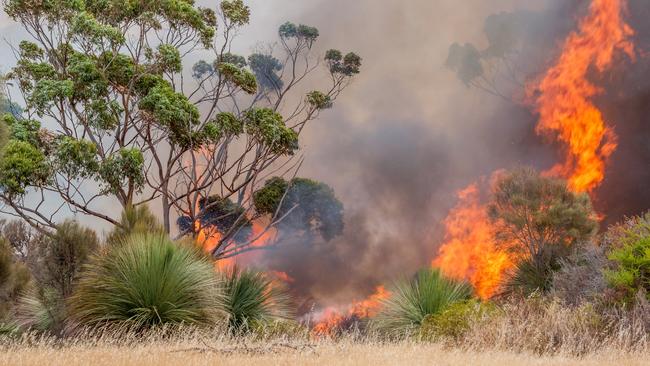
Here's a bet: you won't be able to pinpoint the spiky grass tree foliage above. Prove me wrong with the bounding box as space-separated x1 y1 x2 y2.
223 266 291 333
68 233 223 332
373 269 472 336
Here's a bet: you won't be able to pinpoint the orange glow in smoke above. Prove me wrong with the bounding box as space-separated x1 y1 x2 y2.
531 0 634 193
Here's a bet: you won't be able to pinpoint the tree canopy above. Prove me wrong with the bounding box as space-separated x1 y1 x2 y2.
0 0 361 259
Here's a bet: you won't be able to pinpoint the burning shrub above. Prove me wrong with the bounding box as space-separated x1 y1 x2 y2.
604 212 650 303
372 269 472 337
222 266 291 334
488 167 598 296
68 233 223 332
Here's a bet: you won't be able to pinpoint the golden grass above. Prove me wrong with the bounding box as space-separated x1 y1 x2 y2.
0 337 647 366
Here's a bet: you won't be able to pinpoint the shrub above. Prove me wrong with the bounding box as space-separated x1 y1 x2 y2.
551 245 608 306
372 269 472 336
40 221 99 298
489 167 597 295
419 300 495 342
68 233 223 332
222 267 291 333
604 212 650 303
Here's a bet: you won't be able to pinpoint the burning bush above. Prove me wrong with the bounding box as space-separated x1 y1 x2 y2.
489 167 598 295
68 233 223 332
371 269 471 337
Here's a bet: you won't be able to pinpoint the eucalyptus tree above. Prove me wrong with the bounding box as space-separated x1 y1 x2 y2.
0 0 361 258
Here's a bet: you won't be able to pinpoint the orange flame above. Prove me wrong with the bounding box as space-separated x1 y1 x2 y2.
532 0 634 193
432 0 634 298
312 285 391 336
432 184 513 299
195 221 277 269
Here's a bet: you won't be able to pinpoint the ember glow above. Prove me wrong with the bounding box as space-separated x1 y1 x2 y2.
312 285 390 336
531 0 634 193
432 0 634 298
432 184 514 299
196 221 277 269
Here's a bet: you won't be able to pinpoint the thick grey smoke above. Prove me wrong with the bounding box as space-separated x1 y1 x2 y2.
245 0 650 308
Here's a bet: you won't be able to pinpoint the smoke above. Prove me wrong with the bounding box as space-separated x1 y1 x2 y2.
244 0 650 308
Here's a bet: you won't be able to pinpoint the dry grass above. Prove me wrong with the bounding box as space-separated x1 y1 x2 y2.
0 332 647 366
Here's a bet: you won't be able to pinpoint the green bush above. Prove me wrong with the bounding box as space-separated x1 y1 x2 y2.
222 266 291 333
605 212 650 303
68 233 223 332
419 300 495 342
372 269 472 337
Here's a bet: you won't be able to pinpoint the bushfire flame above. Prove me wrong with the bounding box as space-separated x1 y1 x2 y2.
196 221 277 269
312 285 391 336
432 184 513 299
532 0 634 193
433 0 634 298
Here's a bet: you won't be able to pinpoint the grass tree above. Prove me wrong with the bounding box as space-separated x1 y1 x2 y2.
372 269 472 336
222 266 291 333
68 233 223 331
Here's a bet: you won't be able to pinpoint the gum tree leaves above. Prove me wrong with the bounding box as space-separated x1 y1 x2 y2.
0 140 49 196
244 108 297 155
325 50 362 76
217 62 257 94
253 177 343 241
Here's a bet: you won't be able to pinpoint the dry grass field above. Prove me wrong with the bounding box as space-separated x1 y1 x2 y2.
0 337 647 366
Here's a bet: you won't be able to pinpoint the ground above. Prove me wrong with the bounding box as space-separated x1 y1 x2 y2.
0 340 646 366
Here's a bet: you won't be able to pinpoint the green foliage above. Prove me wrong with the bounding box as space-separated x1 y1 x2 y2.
0 140 50 196
244 108 297 155
42 221 99 298
372 269 472 336
325 50 362 76
419 300 495 342
306 91 332 110
70 11 125 46
605 212 650 302
217 62 257 94
253 177 344 241
278 22 319 45
152 44 182 73
250 319 309 340
2 114 40 145
106 205 165 246
220 0 250 25
54 136 99 179
488 167 598 294
222 266 291 333
248 53 283 90
28 79 74 115
68 233 223 331
98 148 144 195
138 81 200 148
